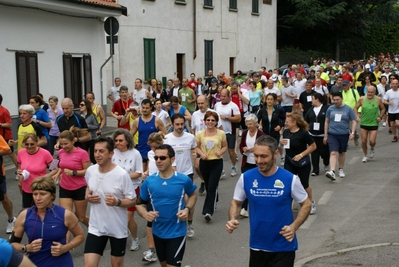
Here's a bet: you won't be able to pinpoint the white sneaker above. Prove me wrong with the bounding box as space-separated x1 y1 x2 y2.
220 170 225 179
370 148 375 158
310 200 316 215
6 217 16 234
362 156 368 163
231 166 237 177
338 169 345 178
240 208 248 217
130 238 139 251
142 250 157 262
383 122 387 127
325 170 336 181
187 224 195 238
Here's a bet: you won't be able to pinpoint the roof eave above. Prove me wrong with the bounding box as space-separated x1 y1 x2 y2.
59 0 127 16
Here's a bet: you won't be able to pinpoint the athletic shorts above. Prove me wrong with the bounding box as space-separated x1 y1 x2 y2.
249 249 295 267
360 125 378 131
0 176 5 201
153 234 186 266
22 191 34 208
327 134 349 154
127 187 140 212
59 185 86 201
226 133 236 149
187 173 194 181
84 233 127 257
388 113 399 121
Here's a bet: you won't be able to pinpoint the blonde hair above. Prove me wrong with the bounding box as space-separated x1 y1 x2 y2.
286 113 309 131
148 132 165 145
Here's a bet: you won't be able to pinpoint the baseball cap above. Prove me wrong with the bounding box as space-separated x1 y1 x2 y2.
342 80 350 85
365 64 370 69
211 77 217 83
271 74 278 81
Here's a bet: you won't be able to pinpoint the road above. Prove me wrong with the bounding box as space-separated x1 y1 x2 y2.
1 123 398 266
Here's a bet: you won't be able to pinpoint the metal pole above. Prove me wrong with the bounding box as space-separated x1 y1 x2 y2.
100 55 113 106
110 19 115 86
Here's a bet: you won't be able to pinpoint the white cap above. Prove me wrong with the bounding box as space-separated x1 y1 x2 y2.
271 74 278 81
365 64 370 69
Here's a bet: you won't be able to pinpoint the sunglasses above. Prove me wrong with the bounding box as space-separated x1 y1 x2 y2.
157 83 162 85
25 143 36 147
206 119 216 122
79 103 85 107
154 156 169 161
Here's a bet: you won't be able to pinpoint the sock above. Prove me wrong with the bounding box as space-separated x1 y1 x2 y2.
150 248 155 253
188 220 193 225
8 218 13 223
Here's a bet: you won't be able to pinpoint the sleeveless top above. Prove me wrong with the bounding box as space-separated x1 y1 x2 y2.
360 96 379 126
25 205 73 267
92 104 101 123
137 115 156 159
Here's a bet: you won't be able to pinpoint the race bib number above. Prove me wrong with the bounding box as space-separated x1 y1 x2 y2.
334 114 342 122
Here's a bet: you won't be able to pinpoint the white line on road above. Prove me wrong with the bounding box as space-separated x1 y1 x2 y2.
300 215 317 229
318 191 333 205
348 156 360 164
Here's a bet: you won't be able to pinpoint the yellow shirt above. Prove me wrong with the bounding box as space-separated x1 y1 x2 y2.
373 71 381 85
128 114 139 145
92 104 101 123
196 129 226 160
355 71 363 87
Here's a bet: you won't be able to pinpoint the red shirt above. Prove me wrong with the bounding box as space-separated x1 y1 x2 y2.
0 106 13 140
341 73 353 82
112 98 133 129
311 79 327 87
188 80 198 91
231 93 243 113
263 72 271 79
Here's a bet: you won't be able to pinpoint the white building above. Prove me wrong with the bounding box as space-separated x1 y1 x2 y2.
0 0 127 118
112 0 277 88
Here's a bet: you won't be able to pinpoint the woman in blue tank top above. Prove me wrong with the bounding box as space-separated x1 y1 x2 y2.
10 176 85 267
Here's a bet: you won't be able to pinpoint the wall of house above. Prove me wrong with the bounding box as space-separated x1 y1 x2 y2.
114 0 277 88
0 5 107 116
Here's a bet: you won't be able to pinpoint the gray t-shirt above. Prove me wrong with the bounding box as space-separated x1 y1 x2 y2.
330 84 343 94
326 104 357 135
280 85 297 107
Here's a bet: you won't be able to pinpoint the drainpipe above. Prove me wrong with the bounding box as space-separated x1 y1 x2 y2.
193 0 197 59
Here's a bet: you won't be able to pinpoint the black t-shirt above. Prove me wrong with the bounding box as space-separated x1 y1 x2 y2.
56 113 88 149
299 90 315 116
282 129 314 158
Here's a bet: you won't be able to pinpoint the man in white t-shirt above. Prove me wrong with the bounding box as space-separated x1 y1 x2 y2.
264 79 282 102
214 89 241 177
84 137 136 267
191 95 222 194
107 77 121 103
132 78 152 105
293 72 307 112
313 78 330 98
383 79 399 141
164 113 197 237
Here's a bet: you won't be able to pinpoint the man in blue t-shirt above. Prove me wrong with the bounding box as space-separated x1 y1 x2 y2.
324 91 357 181
136 144 197 267
226 135 310 267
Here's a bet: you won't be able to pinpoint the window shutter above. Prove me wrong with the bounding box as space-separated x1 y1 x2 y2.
204 40 213 76
63 54 73 99
83 54 92 94
15 52 38 106
144 38 156 80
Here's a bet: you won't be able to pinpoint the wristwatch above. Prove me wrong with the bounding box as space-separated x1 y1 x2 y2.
22 244 27 253
117 199 122 206
72 170 77 176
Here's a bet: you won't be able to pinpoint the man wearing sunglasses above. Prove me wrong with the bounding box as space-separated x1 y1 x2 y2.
164 114 197 237
136 144 197 267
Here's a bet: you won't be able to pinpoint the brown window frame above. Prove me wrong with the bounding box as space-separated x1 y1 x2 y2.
15 52 39 106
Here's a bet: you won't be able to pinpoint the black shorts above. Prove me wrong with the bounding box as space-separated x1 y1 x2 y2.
142 157 149 163
388 113 399 122
360 125 378 131
187 173 194 181
59 185 86 201
226 133 236 149
147 202 153 228
249 249 295 267
328 134 349 154
22 191 34 208
153 234 186 266
84 233 127 257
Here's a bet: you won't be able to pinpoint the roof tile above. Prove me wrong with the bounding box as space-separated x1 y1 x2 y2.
80 0 121 8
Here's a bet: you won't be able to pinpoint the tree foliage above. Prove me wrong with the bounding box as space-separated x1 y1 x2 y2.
277 0 399 60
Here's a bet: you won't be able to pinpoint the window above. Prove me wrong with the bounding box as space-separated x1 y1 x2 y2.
252 0 259 14
175 0 186 4
63 54 92 107
204 0 213 8
15 52 39 106
204 40 213 76
144 38 156 81
229 0 237 10
263 0 272 4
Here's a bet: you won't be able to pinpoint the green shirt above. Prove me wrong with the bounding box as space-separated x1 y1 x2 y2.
360 96 379 126
342 88 360 109
179 87 195 112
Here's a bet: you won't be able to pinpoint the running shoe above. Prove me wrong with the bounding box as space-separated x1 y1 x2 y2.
187 225 195 238
6 217 16 234
310 200 316 215
370 148 375 158
142 250 157 262
362 156 368 163
240 208 249 217
231 166 237 177
130 238 139 251
204 213 212 222
338 169 346 178
392 136 398 142
382 122 387 127
199 182 205 195
280 157 285 166
220 170 226 179
311 172 317 176
325 170 336 181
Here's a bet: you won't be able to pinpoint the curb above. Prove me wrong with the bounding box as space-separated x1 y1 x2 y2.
294 243 399 266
